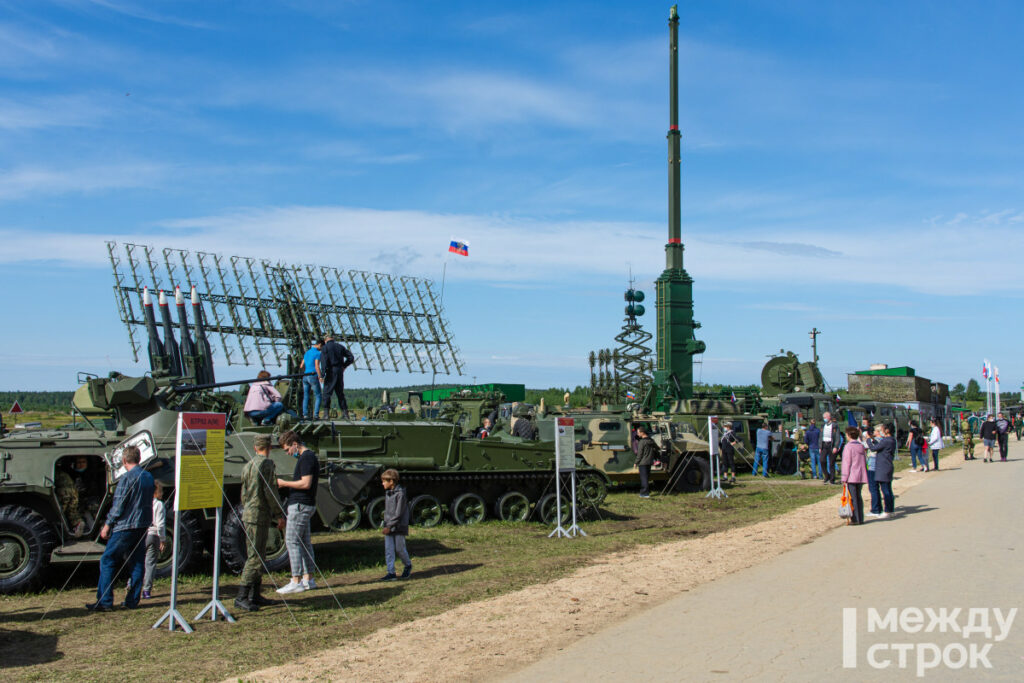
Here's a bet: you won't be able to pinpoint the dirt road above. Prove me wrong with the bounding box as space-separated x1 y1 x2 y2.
507 440 1024 681
241 445 986 681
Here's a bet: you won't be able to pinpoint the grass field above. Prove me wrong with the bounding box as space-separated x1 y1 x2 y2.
1 480 836 682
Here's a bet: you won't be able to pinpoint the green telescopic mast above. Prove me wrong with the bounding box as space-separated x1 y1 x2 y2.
649 4 705 410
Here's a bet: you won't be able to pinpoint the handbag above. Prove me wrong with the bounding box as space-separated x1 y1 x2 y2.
838 484 853 519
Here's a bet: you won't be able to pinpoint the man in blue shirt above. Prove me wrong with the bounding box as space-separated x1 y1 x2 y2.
753 422 772 478
300 340 323 420
803 418 822 479
86 445 154 611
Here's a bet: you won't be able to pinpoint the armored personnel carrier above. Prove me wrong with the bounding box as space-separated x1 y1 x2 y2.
0 372 610 593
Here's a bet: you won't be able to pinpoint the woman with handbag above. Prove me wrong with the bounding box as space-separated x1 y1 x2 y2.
840 426 867 525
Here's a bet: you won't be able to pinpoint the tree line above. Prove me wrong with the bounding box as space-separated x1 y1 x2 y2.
0 391 75 413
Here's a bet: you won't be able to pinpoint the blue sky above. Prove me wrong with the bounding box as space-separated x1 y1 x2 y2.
1 0 1022 395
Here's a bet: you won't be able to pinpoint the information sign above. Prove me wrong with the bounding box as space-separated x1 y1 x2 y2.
175 412 226 511
555 417 575 472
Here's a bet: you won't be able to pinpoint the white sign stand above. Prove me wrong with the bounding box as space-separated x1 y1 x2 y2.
154 414 195 633
705 416 726 499
195 505 233 623
549 417 585 538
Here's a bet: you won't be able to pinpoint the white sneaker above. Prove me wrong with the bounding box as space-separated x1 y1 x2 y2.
878 512 890 519
302 578 317 590
867 512 882 518
276 581 306 594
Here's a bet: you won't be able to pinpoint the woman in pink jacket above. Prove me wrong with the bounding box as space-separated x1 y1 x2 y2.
841 426 868 525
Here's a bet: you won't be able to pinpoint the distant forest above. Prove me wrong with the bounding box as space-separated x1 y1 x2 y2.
0 391 75 412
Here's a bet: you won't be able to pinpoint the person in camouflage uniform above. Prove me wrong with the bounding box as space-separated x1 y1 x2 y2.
56 456 91 537
960 417 975 460
1015 415 1022 441
792 425 812 479
235 435 283 612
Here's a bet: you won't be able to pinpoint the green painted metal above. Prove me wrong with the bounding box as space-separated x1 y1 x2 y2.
853 366 916 377
421 383 525 403
647 5 705 411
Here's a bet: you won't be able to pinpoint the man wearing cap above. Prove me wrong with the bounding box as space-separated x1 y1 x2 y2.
299 339 323 420
235 435 283 612
320 333 355 419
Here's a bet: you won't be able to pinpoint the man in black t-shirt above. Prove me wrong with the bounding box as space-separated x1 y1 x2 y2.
275 430 320 594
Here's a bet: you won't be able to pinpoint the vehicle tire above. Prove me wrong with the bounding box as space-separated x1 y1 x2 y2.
220 511 289 575
493 491 531 522
328 504 363 532
577 474 608 507
536 493 571 525
153 509 206 579
365 496 386 529
450 492 486 525
673 456 712 493
0 505 58 594
409 495 443 528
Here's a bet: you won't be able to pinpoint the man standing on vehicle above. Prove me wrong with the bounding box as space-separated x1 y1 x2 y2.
235 435 283 612
820 412 845 485
86 445 154 612
320 333 355 419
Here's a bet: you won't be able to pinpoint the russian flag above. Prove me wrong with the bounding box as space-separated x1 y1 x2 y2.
448 238 469 257
982 360 989 379
730 391 737 403
625 390 636 400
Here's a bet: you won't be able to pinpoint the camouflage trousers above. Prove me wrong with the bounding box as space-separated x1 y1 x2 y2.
797 451 813 478
240 521 269 586
962 438 974 458
57 484 83 526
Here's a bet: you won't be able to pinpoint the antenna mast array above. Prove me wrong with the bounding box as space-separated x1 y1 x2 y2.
107 242 463 377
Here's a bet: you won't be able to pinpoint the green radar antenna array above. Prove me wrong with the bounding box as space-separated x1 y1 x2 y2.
107 242 464 390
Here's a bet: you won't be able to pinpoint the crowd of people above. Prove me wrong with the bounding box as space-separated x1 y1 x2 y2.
85 428 412 615
242 335 355 426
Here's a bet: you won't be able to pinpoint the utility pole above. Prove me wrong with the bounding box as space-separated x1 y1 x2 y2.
808 328 821 364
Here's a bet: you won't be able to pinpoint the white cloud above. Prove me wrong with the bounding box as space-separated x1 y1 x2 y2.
2 206 1021 298
0 163 168 200
0 95 110 130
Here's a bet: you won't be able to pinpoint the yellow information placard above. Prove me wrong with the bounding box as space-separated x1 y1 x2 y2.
174 412 227 511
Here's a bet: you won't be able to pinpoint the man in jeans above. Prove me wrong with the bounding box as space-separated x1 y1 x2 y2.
276 430 320 594
299 340 323 420
86 445 154 612
753 422 772 478
820 412 845 485
804 418 822 479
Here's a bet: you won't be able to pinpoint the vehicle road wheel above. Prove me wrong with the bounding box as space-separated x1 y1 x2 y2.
450 492 486 525
220 510 289 575
494 491 531 522
410 495 443 528
577 474 608 507
329 504 363 532
0 505 58 594
536 493 571 525
365 496 386 529
673 456 712 493
154 509 206 579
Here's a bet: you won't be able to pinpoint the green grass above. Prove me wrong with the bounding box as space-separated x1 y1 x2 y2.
1 482 833 682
